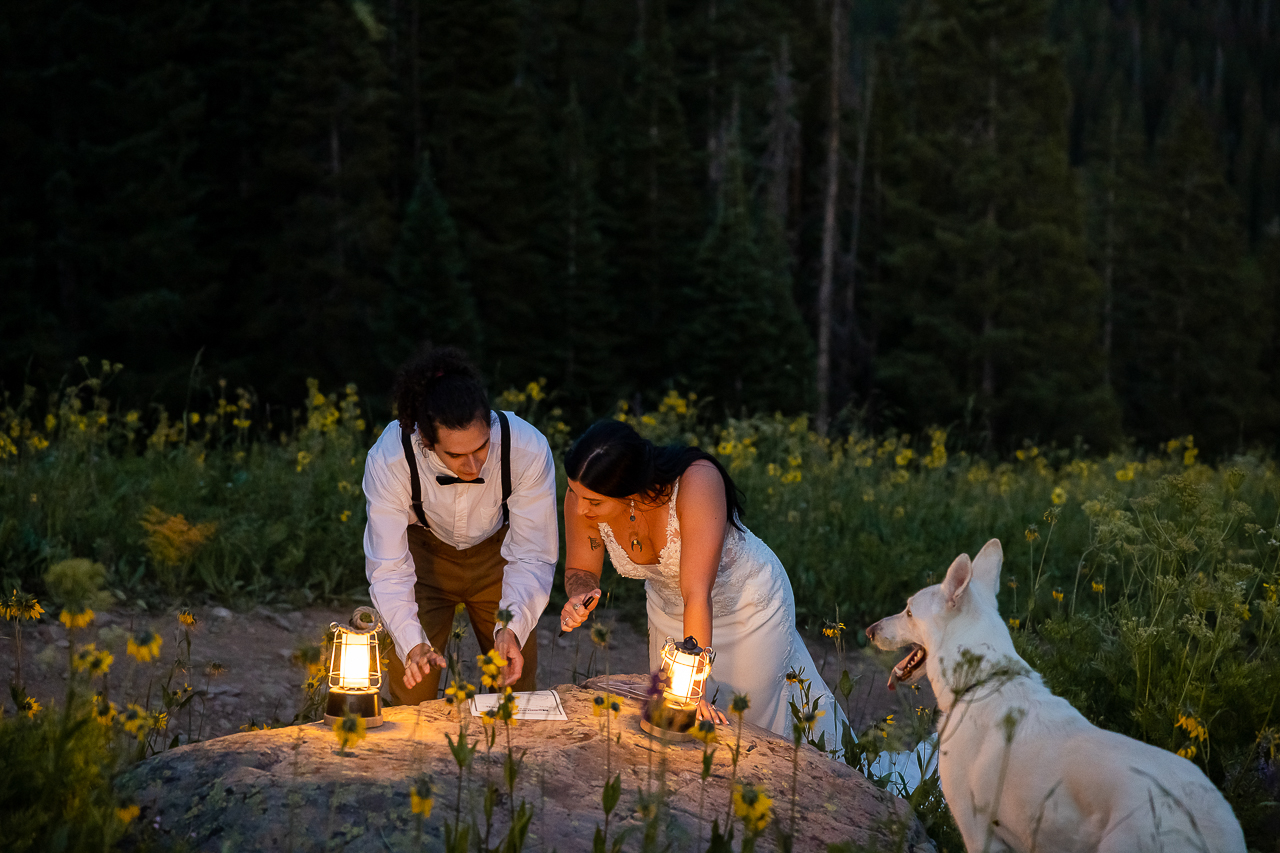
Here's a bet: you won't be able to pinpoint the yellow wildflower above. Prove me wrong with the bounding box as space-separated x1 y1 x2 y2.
296 450 312 472
178 608 198 629
1008 618 1021 630
691 719 717 744
127 629 163 662
1176 714 1208 742
60 608 94 629
895 448 914 467
477 649 508 688
732 782 773 833
339 510 351 523
443 680 476 707
121 703 150 737
1052 590 1065 603
18 696 41 718
116 805 140 824
822 621 846 639
1092 581 1105 594
4 590 43 622
1051 486 1067 505
333 711 367 750
1177 745 1197 760
73 644 114 675
410 775 435 817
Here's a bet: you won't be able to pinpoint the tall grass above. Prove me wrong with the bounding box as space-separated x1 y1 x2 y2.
4 368 1280 846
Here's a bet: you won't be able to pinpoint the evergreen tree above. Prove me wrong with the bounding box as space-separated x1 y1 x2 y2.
691 105 813 414
416 0 556 387
384 154 481 362
543 83 619 412
599 0 703 394
1113 97 1268 449
872 0 1120 447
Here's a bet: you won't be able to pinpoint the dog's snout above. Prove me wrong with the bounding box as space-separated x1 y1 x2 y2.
865 623 877 642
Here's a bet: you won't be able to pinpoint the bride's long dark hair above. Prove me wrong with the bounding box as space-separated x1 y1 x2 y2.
564 420 745 530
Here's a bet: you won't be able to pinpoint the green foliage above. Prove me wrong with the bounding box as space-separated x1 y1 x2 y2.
0 693 131 853
1017 469 1280 843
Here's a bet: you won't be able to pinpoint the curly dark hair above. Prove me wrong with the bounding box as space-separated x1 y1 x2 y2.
564 420 745 530
392 346 489 445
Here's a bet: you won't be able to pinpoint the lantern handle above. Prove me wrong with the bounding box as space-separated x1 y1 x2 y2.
335 606 383 636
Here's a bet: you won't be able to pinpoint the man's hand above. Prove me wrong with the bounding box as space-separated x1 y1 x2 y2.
402 643 447 690
493 628 524 687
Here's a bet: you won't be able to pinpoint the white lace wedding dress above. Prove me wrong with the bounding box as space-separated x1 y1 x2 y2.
599 479 847 752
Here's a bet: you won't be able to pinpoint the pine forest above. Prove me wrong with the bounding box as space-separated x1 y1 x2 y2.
3 0 1280 453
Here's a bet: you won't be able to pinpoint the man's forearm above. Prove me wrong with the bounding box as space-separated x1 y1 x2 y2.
565 568 601 599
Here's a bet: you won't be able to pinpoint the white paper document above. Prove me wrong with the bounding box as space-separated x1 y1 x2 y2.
468 689 567 721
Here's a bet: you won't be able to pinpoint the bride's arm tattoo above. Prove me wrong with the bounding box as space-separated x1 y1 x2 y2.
565 568 600 599
588 536 601 551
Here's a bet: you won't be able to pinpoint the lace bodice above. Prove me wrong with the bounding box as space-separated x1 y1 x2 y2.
598 479 785 617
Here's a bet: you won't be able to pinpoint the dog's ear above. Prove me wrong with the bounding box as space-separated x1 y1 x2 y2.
971 538 1003 599
940 553 972 609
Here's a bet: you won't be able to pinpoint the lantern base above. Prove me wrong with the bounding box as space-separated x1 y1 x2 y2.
324 690 384 727
639 699 697 742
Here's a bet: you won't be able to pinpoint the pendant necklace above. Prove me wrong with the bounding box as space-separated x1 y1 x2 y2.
629 500 643 553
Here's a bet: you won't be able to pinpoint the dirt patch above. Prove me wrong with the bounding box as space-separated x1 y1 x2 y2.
2 605 931 741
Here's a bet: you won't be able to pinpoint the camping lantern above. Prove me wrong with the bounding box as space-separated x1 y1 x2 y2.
640 636 715 742
324 606 384 728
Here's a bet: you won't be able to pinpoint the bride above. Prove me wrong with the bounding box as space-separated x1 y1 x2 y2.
558 420 846 751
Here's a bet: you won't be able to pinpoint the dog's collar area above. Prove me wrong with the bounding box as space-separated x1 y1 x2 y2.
950 663 1031 703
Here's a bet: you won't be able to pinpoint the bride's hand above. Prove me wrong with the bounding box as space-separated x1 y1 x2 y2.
696 698 728 725
559 588 601 633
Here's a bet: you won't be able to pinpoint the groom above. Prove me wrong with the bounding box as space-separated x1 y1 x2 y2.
362 346 558 703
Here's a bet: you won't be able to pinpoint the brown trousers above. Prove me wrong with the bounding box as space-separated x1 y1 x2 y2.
386 523 538 705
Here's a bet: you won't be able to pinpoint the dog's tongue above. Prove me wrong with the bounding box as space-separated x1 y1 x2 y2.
887 646 925 691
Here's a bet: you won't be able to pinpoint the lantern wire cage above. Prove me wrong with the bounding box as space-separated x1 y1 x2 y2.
640 636 715 743
324 606 385 728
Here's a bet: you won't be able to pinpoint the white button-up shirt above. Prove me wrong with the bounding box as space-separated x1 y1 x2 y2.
362 412 558 661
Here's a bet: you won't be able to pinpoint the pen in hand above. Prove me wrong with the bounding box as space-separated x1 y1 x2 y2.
558 594 596 637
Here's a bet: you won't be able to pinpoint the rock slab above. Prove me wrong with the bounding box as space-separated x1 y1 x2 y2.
120 676 933 852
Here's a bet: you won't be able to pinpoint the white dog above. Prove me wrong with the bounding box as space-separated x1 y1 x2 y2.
865 539 1247 853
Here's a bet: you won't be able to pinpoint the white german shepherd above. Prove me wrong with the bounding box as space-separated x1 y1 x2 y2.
865 539 1247 853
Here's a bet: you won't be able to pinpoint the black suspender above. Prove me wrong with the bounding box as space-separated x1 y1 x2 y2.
401 411 512 529
401 426 430 528
496 410 512 526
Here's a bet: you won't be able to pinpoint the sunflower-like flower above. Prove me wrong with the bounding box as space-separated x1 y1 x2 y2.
333 711 367 750
3 590 44 622
444 680 476 707
59 609 94 629
72 644 114 676
93 696 118 725
17 696 41 718
802 707 825 734
732 782 773 833
410 775 435 817
730 693 750 717
821 621 845 639
177 608 198 629
116 805 141 824
121 703 151 737
127 630 163 662
690 719 717 744
591 693 622 719
590 621 612 647
477 649 507 688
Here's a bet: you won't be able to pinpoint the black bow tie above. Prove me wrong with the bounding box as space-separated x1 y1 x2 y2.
436 475 485 486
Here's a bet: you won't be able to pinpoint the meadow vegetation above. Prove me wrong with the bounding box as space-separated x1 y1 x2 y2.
2 367 1279 849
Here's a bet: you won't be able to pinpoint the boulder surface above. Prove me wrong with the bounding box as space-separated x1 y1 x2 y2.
120 675 933 852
